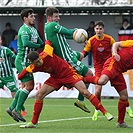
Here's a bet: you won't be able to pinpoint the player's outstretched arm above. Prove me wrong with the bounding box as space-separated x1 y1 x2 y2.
18 68 29 80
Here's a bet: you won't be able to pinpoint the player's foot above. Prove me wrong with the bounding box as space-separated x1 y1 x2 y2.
20 122 37 128
12 109 26 122
21 110 27 117
116 122 133 128
92 110 100 121
126 108 133 118
6 108 19 122
104 112 114 121
74 100 91 113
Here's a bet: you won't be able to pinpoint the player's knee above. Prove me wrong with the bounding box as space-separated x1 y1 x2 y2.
36 91 44 100
120 94 128 101
95 91 101 96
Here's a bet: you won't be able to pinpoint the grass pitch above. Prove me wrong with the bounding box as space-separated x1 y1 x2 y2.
0 98 133 133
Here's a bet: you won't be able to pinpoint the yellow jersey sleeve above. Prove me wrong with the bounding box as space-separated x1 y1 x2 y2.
43 44 53 57
121 40 133 47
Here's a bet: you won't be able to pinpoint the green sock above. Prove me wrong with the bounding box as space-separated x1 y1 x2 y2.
15 88 29 112
21 105 26 111
10 89 20 110
78 83 90 101
78 93 84 101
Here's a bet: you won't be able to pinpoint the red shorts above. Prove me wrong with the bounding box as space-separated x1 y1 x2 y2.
102 57 126 92
44 72 82 90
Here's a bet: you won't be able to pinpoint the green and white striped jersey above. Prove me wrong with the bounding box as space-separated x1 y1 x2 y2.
16 23 43 63
0 46 16 77
44 22 82 69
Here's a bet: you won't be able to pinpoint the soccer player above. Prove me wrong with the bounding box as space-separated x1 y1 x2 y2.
83 40 133 128
44 6 92 113
0 34 17 98
6 8 44 122
0 34 26 118
18 40 113 128
80 20 133 120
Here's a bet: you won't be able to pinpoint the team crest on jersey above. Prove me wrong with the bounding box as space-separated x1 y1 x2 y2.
97 47 104 52
31 36 37 43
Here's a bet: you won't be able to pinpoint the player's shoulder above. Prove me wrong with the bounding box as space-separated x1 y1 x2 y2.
19 24 29 31
1 46 8 50
46 21 59 27
1 46 11 53
104 34 113 39
18 25 30 34
89 35 96 41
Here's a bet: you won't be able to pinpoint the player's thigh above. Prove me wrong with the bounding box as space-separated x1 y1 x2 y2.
2 76 18 92
36 83 55 99
76 61 92 76
22 79 34 91
110 74 126 92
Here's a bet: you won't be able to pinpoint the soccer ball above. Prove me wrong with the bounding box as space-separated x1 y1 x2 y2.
73 29 88 43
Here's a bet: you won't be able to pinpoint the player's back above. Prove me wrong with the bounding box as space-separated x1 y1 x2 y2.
29 52 75 78
117 47 133 72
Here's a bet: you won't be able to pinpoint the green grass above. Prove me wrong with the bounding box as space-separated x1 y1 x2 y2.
0 98 133 133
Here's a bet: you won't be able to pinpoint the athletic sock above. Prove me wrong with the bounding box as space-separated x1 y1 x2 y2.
95 94 101 102
77 93 84 101
15 88 29 112
118 98 128 124
10 89 20 110
88 94 107 114
31 99 43 124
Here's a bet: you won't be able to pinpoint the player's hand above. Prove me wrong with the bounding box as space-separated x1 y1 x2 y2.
79 52 84 61
83 40 88 47
113 53 120 61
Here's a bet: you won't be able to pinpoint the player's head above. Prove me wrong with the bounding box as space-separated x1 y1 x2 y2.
122 18 129 27
94 20 105 38
45 7 60 23
5 22 11 30
94 20 104 28
20 8 35 26
89 21 95 28
27 51 43 66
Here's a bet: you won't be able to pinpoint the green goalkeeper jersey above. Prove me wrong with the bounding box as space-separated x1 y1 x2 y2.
0 46 16 77
16 23 43 63
44 22 88 75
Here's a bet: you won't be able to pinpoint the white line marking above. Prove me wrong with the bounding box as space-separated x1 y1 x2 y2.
0 116 103 127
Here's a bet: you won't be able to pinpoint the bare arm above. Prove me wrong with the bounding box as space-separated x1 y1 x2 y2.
112 42 122 61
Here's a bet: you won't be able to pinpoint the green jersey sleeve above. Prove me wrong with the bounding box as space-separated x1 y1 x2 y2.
21 35 42 48
6 47 16 59
52 22 76 39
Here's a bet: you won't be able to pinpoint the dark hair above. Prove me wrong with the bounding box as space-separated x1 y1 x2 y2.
90 21 95 25
20 8 34 20
94 20 104 28
6 22 11 27
123 18 129 23
45 7 59 18
27 51 39 62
